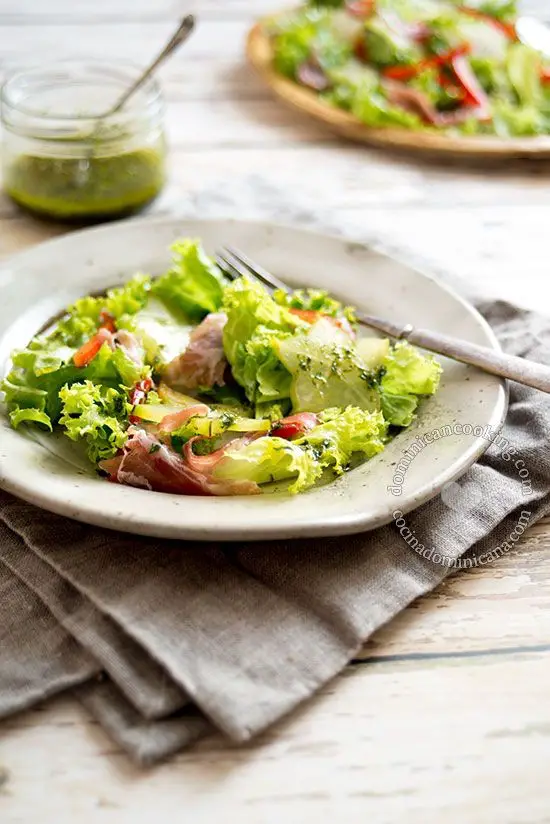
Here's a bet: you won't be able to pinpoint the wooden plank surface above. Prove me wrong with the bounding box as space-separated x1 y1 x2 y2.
1 0 550 822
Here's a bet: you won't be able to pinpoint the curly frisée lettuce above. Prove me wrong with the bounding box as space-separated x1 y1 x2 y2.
273 286 356 323
51 274 151 347
1 235 443 497
3 336 150 431
213 406 387 493
59 381 130 463
298 406 387 472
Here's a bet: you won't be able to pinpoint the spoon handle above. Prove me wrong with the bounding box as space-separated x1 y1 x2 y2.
109 14 195 116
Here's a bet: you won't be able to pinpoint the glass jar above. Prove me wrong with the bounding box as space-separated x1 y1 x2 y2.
1 61 167 223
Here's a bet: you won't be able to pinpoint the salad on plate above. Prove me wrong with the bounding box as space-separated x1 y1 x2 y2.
265 0 550 137
1 239 441 496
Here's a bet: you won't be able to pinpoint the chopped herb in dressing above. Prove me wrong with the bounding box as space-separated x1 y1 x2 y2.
4 147 165 223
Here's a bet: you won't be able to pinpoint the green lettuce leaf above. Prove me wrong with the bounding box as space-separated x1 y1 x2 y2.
50 274 151 346
242 330 293 408
222 277 305 410
9 407 53 431
214 406 388 494
362 18 423 68
104 274 152 329
270 7 351 78
296 406 387 473
213 436 322 494
322 58 379 111
58 381 130 463
379 341 441 426
350 86 426 129
410 66 467 110
462 0 516 20
469 55 509 94
2 336 150 432
381 342 442 396
86 342 150 388
254 400 291 421
506 42 542 108
198 382 251 414
310 0 344 7
380 392 419 427
3 354 82 426
490 99 547 137
273 287 356 323
151 239 227 322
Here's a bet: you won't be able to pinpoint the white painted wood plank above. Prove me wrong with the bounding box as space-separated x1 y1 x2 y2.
0 20 248 68
0 1 281 23
2 651 550 824
0 0 546 22
336 203 550 311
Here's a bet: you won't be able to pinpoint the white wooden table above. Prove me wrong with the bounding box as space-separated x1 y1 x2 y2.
1 3 550 822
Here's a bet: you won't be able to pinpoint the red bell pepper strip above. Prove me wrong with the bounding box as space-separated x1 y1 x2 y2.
383 44 471 81
346 0 375 19
270 413 319 441
99 309 117 333
129 377 154 406
450 52 490 110
541 67 550 84
73 327 113 369
288 308 355 338
289 308 324 324
383 64 420 81
458 6 516 40
437 65 467 102
354 36 369 62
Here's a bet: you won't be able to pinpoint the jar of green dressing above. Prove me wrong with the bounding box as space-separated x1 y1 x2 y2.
1 62 167 223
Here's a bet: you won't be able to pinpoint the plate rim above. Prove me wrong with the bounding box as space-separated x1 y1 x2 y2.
246 21 550 160
0 215 508 540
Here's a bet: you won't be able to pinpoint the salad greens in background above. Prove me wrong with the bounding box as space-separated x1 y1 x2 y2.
266 0 550 137
1 239 441 496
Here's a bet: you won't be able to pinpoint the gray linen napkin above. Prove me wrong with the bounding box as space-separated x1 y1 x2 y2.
1 299 550 764
0 524 99 717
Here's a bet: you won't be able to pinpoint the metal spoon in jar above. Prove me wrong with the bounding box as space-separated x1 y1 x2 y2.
89 14 196 134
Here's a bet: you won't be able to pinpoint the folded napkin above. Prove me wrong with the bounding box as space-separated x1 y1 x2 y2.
1 298 550 765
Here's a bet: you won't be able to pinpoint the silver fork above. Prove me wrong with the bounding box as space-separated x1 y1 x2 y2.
216 245 550 394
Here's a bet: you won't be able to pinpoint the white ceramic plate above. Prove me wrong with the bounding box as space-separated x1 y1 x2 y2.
0 218 507 540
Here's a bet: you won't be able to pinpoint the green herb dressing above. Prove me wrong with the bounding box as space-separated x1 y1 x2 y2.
4 147 166 223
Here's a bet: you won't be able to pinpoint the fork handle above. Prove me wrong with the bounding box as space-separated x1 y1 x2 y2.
406 327 550 393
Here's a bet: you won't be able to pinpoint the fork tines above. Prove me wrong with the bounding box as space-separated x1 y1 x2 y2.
216 245 290 294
